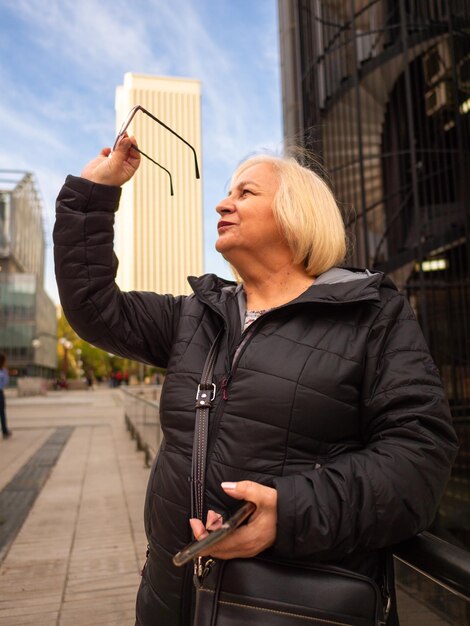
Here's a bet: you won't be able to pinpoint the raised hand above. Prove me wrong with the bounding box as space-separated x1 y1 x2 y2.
81 133 141 187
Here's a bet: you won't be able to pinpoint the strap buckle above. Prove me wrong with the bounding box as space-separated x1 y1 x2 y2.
195 383 216 407
382 594 392 624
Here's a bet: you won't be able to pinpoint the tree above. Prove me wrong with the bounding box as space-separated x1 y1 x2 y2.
56 310 143 381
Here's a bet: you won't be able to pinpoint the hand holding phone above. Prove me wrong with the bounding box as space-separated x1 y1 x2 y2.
173 501 256 567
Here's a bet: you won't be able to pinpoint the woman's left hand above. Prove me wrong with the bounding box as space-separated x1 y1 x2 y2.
189 481 277 559
80 133 141 187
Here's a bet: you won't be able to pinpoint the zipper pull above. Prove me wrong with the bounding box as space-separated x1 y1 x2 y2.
221 375 231 400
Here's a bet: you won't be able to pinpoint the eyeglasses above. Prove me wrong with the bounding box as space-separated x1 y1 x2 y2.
113 105 200 196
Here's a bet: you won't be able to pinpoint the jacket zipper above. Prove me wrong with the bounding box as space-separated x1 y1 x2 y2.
220 322 259 400
207 314 271 456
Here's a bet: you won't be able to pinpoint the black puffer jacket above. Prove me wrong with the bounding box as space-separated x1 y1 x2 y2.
54 176 458 626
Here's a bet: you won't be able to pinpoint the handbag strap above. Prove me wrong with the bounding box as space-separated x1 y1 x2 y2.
191 327 224 522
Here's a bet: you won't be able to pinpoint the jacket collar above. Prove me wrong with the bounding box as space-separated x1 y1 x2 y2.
188 267 394 314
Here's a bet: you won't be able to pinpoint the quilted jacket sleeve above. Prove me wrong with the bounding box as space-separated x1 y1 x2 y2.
53 175 183 367
272 291 459 561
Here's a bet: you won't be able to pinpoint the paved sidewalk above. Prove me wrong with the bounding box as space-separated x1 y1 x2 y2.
0 388 151 626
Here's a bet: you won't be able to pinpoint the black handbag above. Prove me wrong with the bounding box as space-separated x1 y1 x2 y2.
195 558 387 626
191 331 390 626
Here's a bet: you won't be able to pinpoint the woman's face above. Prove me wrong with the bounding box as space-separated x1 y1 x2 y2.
215 163 286 261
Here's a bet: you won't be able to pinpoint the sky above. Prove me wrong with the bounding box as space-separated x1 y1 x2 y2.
0 0 283 303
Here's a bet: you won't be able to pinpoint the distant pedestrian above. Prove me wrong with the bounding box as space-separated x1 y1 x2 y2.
0 353 11 439
86 370 94 390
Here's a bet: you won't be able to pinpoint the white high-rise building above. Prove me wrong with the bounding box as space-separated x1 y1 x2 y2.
115 73 203 295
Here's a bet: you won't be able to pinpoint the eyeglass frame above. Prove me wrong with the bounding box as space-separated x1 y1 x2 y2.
113 104 200 196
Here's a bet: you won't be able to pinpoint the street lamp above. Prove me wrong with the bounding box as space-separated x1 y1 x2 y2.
76 348 83 378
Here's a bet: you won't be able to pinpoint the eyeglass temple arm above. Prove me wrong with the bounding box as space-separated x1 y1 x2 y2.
131 145 174 196
136 106 200 179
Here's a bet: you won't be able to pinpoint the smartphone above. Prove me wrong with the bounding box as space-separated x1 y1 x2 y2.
173 501 256 567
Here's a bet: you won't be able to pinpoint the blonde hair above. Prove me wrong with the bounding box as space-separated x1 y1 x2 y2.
231 154 347 277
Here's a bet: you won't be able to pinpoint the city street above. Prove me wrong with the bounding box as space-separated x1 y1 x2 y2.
0 388 150 626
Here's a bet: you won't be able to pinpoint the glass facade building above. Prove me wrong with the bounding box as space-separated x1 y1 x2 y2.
0 171 56 379
278 2 470 620
279 0 469 540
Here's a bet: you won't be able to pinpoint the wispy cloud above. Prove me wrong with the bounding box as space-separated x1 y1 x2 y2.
0 102 68 155
12 0 170 84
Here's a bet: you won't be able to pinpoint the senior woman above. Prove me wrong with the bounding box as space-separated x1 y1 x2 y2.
54 135 458 626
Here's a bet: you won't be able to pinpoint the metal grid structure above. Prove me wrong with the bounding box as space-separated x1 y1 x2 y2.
278 0 470 575
279 0 469 419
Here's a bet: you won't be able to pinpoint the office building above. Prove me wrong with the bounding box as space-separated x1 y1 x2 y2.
0 171 57 378
278 2 470 619
279 0 470 607
114 73 203 295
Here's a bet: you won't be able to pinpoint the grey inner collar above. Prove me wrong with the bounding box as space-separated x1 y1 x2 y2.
235 268 373 330
314 267 373 285
236 284 246 331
